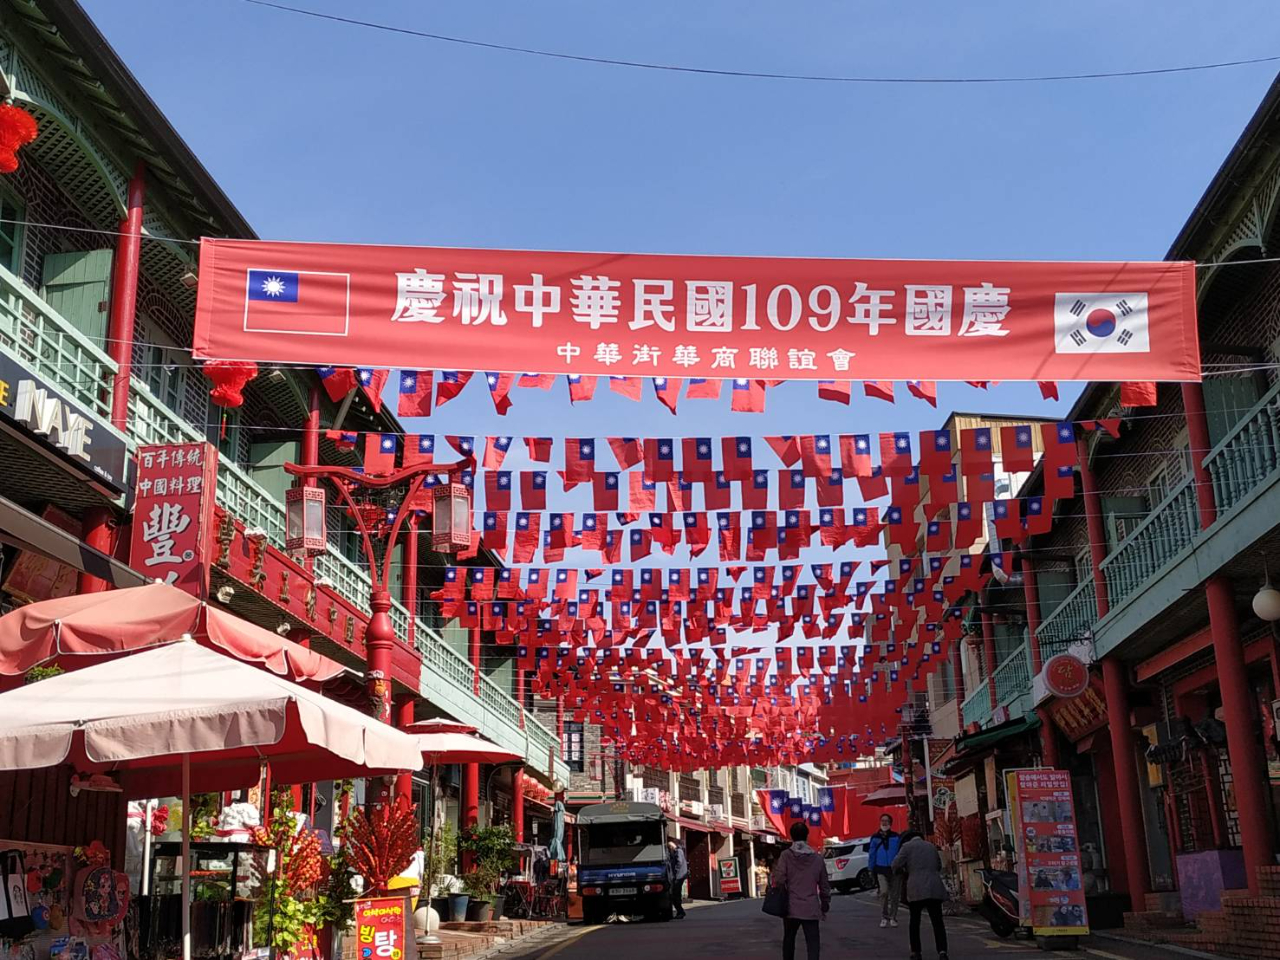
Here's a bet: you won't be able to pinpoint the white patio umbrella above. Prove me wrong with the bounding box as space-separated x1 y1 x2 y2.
0 641 424 960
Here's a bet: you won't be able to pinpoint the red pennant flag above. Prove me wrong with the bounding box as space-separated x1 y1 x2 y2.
324 429 357 452
608 437 644 470
482 372 516 415
357 369 389 410
1041 422 1078 467
816 470 844 507
434 370 472 407
484 470 512 511
817 380 852 404
513 514 540 563
906 380 937 407
519 372 555 390
959 427 994 475
686 378 721 400
396 370 433 417
992 499 1022 541
564 438 598 483
1082 418 1121 439
800 435 833 478
879 432 913 478
730 378 766 413
593 472 620 510
318 366 358 401
403 433 434 465
683 513 710 557
666 475 689 512
567 374 598 404
1045 463 1075 501
629 472 657 513
919 428 953 476
849 507 881 547
609 376 643 401
644 439 676 482
631 529 652 561
954 501 982 549
1121 381 1158 407
704 472 732 511
520 471 548 510
363 432 397 474
445 435 475 458
718 513 741 561
481 511 508 551
856 466 888 501
765 436 801 467
864 381 894 403
483 436 513 469
840 434 873 477
721 436 754 481
682 437 715 482
653 377 682 414
1038 381 1059 401
525 437 552 462
1000 424 1036 473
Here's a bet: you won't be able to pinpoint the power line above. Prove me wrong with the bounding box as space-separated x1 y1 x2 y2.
240 0 1280 86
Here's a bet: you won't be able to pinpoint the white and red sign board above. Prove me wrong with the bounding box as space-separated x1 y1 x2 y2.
193 238 1200 382
1043 654 1090 699
129 443 218 597
718 858 741 895
1007 769 1089 937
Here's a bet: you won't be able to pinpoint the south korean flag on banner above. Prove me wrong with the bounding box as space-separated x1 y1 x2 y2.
1054 292 1150 353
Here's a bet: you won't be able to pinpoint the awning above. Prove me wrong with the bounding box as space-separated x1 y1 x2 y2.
0 495 146 588
942 716 1041 775
673 816 712 833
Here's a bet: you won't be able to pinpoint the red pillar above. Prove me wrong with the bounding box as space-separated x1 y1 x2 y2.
512 770 525 843
981 611 998 711
403 516 418 650
302 384 321 474
108 162 145 431
1100 657 1151 900
1206 575 1273 890
951 636 966 731
1077 437 1111 617
1182 382 1218 530
394 696 415 804
77 506 115 594
462 762 480 870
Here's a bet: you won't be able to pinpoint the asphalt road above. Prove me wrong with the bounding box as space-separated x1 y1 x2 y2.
502 891 1198 960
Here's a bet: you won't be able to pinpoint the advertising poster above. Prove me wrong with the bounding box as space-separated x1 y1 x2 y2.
354 897 412 960
1006 769 1089 937
718 858 742 896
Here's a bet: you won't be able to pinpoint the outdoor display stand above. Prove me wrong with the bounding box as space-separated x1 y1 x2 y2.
141 842 269 960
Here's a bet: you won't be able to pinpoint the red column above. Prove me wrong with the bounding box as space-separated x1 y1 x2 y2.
108 162 145 431
1100 657 1151 899
1206 575 1273 890
394 696 415 804
981 611 998 711
366 590 395 724
77 506 115 594
951 636 966 731
462 762 480 870
1076 437 1111 617
1182 382 1218 530
403 516 418 650
512 770 525 843
302 384 321 474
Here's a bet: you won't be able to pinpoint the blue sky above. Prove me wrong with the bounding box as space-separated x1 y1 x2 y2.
82 1 1280 619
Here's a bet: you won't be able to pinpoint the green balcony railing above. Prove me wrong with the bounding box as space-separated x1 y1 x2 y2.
1206 378 1280 518
962 685 992 729
1099 477 1199 609
0 262 116 422
993 646 1031 715
1037 578 1097 662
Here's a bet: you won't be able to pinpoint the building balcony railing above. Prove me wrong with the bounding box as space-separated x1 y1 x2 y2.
1206 378 1280 517
1099 477 1199 609
961 685 991 729
1037 578 1097 662
0 265 566 781
993 646 1031 716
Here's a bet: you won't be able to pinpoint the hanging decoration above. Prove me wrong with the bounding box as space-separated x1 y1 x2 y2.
203 359 259 408
0 103 38 174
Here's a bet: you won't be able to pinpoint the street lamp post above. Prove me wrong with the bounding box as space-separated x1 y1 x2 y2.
284 459 473 725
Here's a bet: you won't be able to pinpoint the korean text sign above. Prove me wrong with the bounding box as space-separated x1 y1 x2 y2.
1007 769 1089 937
193 238 1199 382
355 897 410 960
128 443 218 597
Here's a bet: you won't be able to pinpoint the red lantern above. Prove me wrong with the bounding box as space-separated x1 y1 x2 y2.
0 104 38 174
203 359 258 408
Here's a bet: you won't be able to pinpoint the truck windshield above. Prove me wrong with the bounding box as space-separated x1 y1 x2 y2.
580 821 665 866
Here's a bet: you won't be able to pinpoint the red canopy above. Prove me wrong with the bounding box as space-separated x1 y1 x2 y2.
0 582 344 682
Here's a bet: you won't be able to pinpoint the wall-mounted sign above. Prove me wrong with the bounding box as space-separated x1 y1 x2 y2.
1045 675 1108 742
0 353 128 492
1044 654 1090 699
128 443 218 597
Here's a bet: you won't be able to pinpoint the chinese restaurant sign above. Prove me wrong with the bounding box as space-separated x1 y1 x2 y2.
354 897 411 960
193 238 1200 382
128 443 218 597
1007 769 1089 937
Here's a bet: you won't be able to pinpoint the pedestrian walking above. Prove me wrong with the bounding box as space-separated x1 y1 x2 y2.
667 838 688 919
770 820 831 960
868 813 901 927
891 829 949 960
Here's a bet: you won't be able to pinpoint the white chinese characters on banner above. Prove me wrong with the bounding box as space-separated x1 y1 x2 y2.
129 442 218 598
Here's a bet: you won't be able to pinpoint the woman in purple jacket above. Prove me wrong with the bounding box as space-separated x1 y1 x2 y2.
770 820 832 960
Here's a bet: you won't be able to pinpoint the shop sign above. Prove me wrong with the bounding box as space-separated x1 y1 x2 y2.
354 896 411 960
1044 654 1090 698
194 237 1200 384
681 799 704 818
717 858 741 895
0 352 128 492
1006 768 1090 937
955 774 980 818
128 443 218 597
1045 675 1108 742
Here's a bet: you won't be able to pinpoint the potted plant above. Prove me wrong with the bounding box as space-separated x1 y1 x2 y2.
422 821 457 928
459 825 516 922
461 872 492 922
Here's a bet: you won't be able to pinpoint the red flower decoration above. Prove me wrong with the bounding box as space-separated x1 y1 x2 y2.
203 359 259 408
0 104 38 173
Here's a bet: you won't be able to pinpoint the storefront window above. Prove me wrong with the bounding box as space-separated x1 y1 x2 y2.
563 721 584 773
1067 752 1110 893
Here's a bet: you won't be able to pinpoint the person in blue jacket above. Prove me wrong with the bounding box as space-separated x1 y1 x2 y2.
868 813 901 927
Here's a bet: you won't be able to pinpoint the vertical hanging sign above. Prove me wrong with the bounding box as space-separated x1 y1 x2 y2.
1006 768 1090 938
129 443 219 597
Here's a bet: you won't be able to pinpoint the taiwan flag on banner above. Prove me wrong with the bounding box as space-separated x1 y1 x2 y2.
397 370 432 417
1001 423 1036 473
364 433 397 474
730 378 766 413
245 269 350 335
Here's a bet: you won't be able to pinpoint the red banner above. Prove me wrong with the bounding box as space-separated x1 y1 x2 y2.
1008 769 1090 936
193 239 1200 382
129 442 218 597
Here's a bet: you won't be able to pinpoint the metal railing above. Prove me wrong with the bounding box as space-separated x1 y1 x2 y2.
1206 378 1280 517
1099 477 1199 608
1037 578 1097 661
993 646 1030 713
961 685 991 729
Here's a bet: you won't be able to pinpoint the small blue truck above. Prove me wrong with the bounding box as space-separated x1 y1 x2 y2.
575 801 671 924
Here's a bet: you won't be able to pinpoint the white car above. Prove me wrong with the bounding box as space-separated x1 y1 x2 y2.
824 837 875 894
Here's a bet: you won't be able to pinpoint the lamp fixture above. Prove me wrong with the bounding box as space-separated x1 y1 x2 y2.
1254 553 1280 622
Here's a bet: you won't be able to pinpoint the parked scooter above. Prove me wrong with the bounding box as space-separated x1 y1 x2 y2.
976 868 1021 938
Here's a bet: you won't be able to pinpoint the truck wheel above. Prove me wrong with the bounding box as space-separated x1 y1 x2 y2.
651 893 672 922
581 901 603 925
